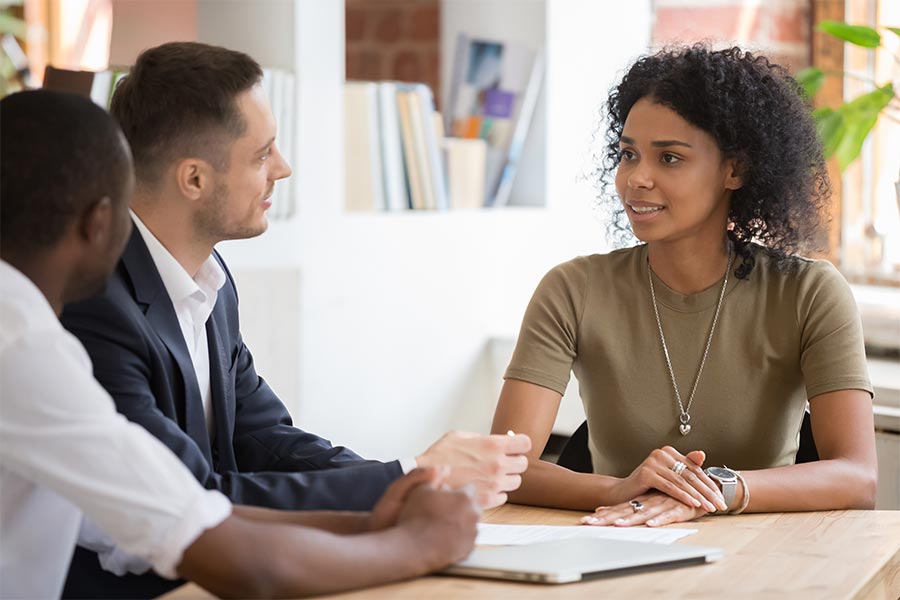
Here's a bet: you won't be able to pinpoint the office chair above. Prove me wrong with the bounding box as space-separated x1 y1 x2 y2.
556 411 819 474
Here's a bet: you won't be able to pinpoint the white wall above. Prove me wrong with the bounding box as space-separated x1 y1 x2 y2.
224 0 651 461
110 0 652 461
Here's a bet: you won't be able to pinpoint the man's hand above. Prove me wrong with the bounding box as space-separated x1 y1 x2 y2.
416 431 531 508
396 482 481 570
367 467 449 532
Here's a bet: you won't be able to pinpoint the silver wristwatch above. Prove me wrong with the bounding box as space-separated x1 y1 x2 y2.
705 466 738 511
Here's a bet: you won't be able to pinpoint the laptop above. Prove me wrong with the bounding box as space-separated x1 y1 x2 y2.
443 537 724 584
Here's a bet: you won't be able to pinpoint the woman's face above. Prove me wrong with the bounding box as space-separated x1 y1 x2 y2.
614 97 742 246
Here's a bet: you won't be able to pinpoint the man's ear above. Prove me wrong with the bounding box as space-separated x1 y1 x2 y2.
724 157 745 191
79 197 114 247
174 158 213 201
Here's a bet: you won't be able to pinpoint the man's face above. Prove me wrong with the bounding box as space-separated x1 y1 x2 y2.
194 84 292 242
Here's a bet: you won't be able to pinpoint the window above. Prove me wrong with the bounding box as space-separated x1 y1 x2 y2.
839 0 900 283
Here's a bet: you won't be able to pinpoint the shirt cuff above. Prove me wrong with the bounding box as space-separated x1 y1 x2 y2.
398 457 418 474
151 490 232 579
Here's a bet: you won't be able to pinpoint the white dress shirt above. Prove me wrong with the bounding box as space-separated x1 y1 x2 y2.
130 212 418 474
131 212 225 436
0 260 232 599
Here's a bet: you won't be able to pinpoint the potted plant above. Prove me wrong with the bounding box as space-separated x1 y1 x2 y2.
797 21 898 171
797 20 900 274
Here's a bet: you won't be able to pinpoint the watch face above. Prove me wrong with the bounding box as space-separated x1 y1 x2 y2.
707 467 737 481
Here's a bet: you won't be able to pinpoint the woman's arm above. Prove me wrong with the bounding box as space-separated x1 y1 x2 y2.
492 380 725 512
587 388 877 527
737 388 877 512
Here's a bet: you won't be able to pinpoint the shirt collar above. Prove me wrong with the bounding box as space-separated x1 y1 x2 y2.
129 210 226 305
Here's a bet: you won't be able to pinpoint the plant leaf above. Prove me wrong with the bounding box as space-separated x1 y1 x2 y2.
887 27 900 39
841 84 894 116
0 13 27 38
813 107 846 158
818 21 881 48
835 111 878 170
796 67 825 98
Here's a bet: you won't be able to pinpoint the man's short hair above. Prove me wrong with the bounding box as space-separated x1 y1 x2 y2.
110 41 263 185
1 90 132 256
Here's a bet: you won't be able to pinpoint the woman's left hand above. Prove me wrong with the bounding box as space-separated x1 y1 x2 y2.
581 491 709 527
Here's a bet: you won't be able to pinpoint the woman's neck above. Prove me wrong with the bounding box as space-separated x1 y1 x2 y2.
646 237 732 295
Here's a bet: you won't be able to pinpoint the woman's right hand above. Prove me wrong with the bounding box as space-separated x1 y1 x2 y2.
608 447 727 513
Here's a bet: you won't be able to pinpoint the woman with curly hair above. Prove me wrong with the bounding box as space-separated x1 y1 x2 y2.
491 45 877 526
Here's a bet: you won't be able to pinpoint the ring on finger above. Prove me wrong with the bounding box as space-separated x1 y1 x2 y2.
629 499 644 513
671 461 687 476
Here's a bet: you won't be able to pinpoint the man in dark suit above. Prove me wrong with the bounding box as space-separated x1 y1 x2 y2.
62 42 530 598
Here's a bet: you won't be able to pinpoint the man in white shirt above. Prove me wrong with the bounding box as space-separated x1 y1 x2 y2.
60 41 531 597
0 89 480 598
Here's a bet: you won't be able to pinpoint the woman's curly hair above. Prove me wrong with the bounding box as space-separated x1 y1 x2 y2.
594 45 831 278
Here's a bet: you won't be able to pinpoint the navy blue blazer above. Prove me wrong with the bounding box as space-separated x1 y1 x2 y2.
61 228 402 598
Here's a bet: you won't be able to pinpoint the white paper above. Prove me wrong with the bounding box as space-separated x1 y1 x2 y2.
476 523 696 546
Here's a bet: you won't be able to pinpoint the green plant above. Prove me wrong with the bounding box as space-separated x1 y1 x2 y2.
0 0 28 98
796 21 899 171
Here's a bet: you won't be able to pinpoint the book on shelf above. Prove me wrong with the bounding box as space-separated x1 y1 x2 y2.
445 33 544 207
344 80 449 213
344 81 386 212
376 82 411 212
443 137 486 210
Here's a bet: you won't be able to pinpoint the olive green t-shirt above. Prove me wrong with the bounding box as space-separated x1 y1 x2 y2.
505 244 872 477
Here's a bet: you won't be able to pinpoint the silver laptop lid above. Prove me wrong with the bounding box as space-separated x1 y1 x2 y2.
443 537 724 584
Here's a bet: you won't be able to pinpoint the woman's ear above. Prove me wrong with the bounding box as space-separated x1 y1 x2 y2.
724 157 745 191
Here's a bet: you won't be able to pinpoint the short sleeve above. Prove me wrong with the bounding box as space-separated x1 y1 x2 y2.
795 261 872 400
504 258 589 395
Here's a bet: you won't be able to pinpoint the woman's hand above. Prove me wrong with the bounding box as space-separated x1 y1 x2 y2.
581 491 708 527
611 447 727 513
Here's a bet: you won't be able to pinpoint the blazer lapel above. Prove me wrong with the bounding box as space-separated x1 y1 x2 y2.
121 228 214 464
206 310 236 468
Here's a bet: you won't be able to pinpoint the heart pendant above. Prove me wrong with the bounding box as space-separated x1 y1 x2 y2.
679 423 691 436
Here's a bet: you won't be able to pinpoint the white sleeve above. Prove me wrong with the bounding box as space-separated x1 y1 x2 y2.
77 518 153 576
0 330 232 579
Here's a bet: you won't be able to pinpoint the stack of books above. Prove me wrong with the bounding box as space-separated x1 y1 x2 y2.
344 81 448 212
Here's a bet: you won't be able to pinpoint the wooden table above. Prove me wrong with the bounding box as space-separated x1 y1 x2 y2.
163 504 900 599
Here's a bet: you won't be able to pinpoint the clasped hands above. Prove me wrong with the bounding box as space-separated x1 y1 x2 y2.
582 447 728 528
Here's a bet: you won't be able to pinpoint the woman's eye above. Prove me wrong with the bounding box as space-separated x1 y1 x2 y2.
661 153 681 164
619 149 636 161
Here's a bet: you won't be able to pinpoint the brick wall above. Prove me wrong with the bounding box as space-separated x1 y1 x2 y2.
652 0 811 72
345 0 441 106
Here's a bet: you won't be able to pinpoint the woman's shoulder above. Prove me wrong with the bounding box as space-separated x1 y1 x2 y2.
541 246 643 289
550 245 644 274
750 244 846 286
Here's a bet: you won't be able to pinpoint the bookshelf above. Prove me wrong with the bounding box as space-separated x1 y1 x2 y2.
109 0 653 461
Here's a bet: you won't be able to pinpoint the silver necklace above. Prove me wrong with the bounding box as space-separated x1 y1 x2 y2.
648 250 733 436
